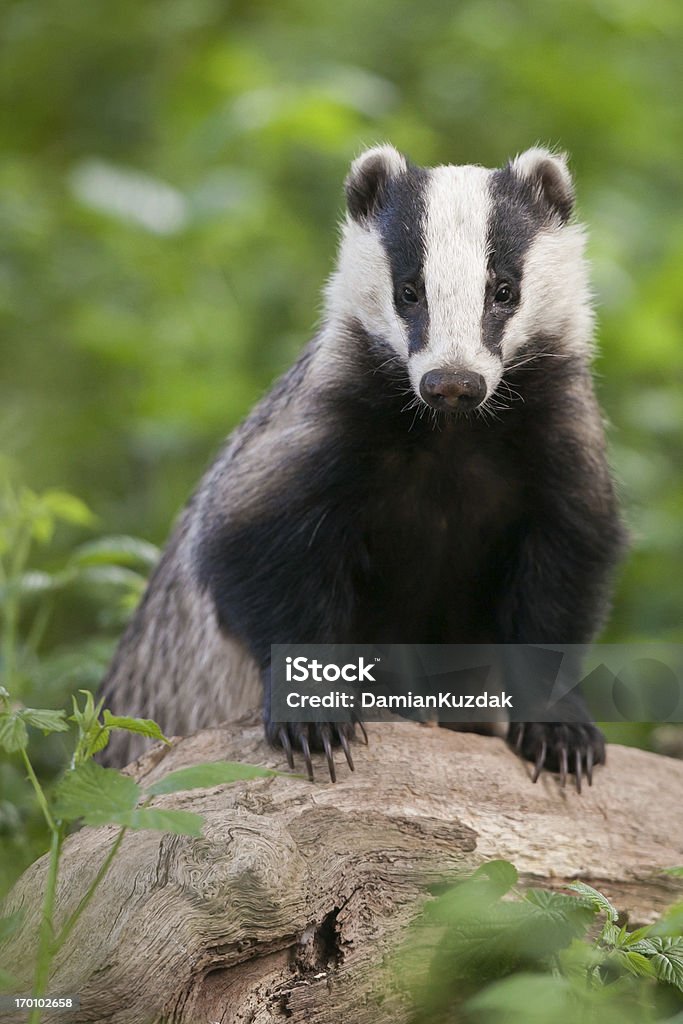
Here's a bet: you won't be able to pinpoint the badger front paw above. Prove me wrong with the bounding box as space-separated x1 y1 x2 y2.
507 722 605 793
265 718 366 783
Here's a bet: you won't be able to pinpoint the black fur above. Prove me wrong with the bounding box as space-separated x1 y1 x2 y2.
377 166 431 354
197 321 626 784
103 150 625 788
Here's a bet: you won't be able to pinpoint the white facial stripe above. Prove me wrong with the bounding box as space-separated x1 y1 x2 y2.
500 224 593 362
325 218 409 356
410 166 502 393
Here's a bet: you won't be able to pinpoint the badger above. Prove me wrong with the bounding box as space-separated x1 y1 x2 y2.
100 144 627 790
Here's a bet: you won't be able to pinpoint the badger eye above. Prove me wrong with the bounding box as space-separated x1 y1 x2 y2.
401 284 419 304
494 282 513 305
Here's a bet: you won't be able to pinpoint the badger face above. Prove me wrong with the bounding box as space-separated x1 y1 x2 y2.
327 144 591 413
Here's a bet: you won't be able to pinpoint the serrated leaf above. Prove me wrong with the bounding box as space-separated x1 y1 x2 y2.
71 535 160 570
523 888 595 937
102 808 203 835
102 712 169 744
622 925 654 946
145 760 279 796
610 948 657 979
0 714 28 752
567 882 618 922
646 937 683 990
20 708 69 733
53 761 140 823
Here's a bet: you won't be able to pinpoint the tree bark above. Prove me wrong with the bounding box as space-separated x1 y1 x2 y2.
2 718 683 1024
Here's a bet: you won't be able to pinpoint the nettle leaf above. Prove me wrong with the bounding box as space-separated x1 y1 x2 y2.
621 925 654 946
103 808 203 836
71 535 160 570
524 888 595 940
102 712 169 744
53 761 140 824
609 949 657 979
20 708 69 734
146 761 279 796
568 882 618 922
645 937 683 990
88 728 111 755
0 714 28 753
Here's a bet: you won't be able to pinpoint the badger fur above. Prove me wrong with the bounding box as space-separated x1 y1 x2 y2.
100 144 626 788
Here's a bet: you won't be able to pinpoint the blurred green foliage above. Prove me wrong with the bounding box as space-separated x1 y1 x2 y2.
1 3 682 781
400 861 683 1023
1 0 681 642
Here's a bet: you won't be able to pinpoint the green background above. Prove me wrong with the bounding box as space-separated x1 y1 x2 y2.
1 1 682 780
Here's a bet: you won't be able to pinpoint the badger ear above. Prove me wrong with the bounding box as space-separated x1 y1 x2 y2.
511 147 574 224
345 144 407 222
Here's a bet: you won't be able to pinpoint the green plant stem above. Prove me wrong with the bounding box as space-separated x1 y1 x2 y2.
20 749 57 833
28 826 63 1024
52 825 127 952
2 518 32 695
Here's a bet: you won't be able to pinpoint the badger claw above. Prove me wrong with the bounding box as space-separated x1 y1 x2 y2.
266 719 362 782
509 722 605 793
299 731 314 782
278 726 295 770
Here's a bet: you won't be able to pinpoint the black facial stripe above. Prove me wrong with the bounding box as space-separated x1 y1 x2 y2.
377 165 431 355
483 165 550 353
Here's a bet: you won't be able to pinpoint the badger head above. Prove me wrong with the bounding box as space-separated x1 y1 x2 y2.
326 144 592 413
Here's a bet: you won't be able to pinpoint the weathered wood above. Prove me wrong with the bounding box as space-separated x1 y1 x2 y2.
2 718 683 1024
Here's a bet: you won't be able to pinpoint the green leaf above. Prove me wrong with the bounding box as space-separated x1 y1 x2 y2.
466 973 572 1019
609 948 657 979
0 570 65 602
471 859 519 895
645 937 683 991
104 808 203 835
75 565 148 592
53 761 140 824
523 888 595 939
41 490 96 527
71 535 160 570
145 761 279 796
0 714 28 753
621 925 655 946
20 708 69 733
567 882 618 922
664 867 683 877
102 712 169 744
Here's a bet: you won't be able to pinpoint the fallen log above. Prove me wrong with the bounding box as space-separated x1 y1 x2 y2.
2 717 682 1023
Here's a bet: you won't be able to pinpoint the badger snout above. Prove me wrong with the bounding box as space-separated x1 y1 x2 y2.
419 369 487 411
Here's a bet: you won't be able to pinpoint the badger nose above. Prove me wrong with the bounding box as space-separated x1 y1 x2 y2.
419 369 487 411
